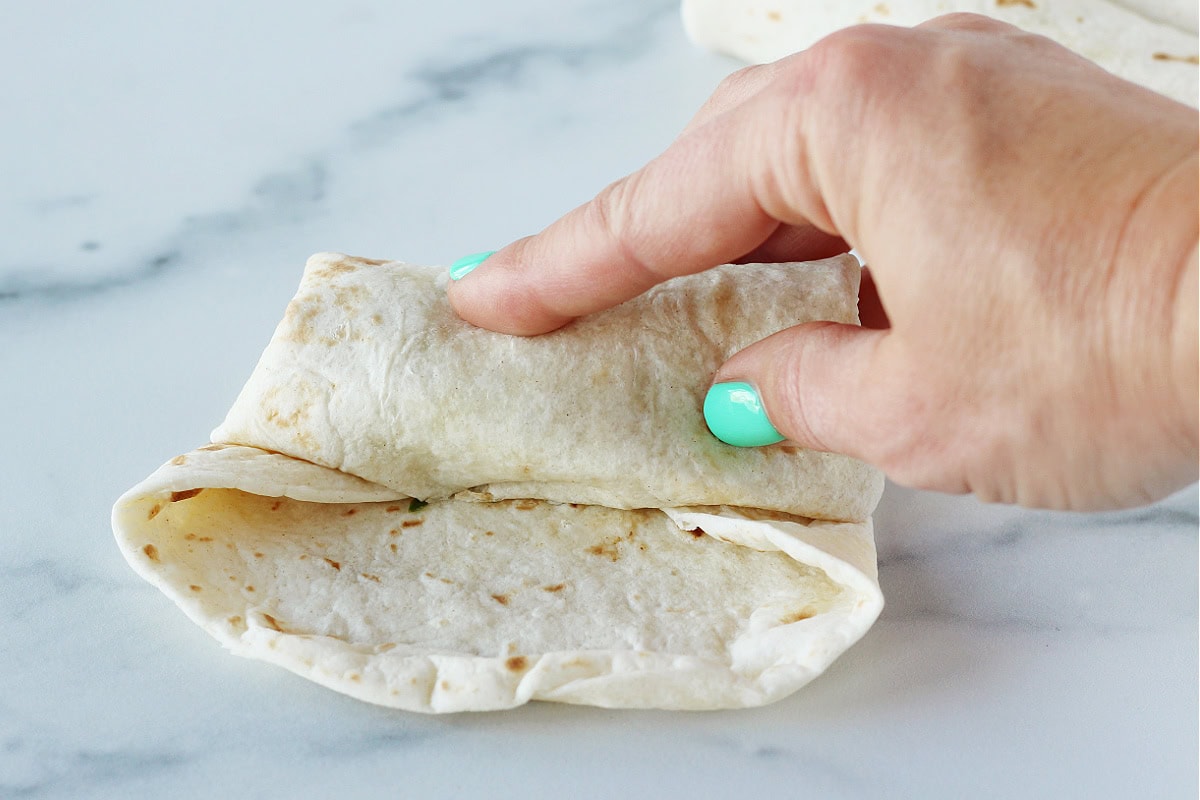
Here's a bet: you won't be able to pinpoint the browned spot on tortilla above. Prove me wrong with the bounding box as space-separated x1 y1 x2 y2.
227 615 243 626
385 505 402 513
766 9 781 20
873 2 889 14
568 503 582 509
424 572 435 578
361 573 381 583
378 642 396 652
332 285 367 313
264 406 306 429
586 529 638 562
170 488 203 503
313 260 359 277
147 504 162 520
323 557 341 571
298 554 308 560
142 544 159 562
348 673 362 682
440 680 451 691
253 552 264 559
587 537 623 561
270 500 283 511
198 444 229 452
245 585 255 592
514 499 538 511
401 519 423 528
389 543 398 553
491 594 510 606
586 540 619 561
198 536 212 542
778 445 799 455
688 527 705 538
344 508 357 516
440 577 453 585
229 575 237 581
484 530 494 536
505 656 527 671
184 533 196 541
280 297 321 343
542 583 565 593
370 313 383 325
1153 52 1200 64
996 0 1034 6
189 585 202 592
782 608 816 624
170 455 188 466
262 613 284 632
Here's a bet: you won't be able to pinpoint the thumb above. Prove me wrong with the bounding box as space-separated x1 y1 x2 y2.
707 321 891 462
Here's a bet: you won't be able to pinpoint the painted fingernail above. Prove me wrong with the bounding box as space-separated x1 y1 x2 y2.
703 381 784 447
449 251 495 280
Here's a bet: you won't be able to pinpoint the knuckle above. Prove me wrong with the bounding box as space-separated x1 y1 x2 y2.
591 179 630 239
587 177 657 282
923 12 1007 33
800 26 895 94
776 25 911 138
770 322 849 453
774 349 828 451
713 64 766 100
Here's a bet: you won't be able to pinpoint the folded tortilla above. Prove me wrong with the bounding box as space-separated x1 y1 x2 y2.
113 253 884 712
682 0 1199 107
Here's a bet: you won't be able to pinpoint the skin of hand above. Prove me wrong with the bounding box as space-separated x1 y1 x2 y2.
447 13 1199 511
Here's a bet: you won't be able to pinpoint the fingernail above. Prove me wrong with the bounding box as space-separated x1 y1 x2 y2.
703 381 784 447
449 251 495 280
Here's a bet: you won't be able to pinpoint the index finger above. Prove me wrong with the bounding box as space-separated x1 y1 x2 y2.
446 64 839 335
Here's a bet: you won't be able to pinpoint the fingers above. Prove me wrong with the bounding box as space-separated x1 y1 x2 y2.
445 163 771 335
711 321 892 462
447 59 842 336
678 62 781 137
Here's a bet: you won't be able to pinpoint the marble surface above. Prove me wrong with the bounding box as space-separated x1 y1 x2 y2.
2 1 1196 797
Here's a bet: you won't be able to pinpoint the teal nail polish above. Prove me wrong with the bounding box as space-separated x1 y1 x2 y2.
449 250 495 280
703 381 784 447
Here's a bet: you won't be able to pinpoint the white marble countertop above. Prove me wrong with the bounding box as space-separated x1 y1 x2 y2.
2 2 1196 797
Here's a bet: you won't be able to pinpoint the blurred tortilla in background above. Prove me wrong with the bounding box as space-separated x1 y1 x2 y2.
682 0 1199 106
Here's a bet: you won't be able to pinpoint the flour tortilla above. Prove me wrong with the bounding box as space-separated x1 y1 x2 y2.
682 0 1199 107
113 254 884 712
212 253 881 523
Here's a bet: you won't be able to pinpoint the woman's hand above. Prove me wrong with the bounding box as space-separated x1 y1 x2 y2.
447 14 1199 510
